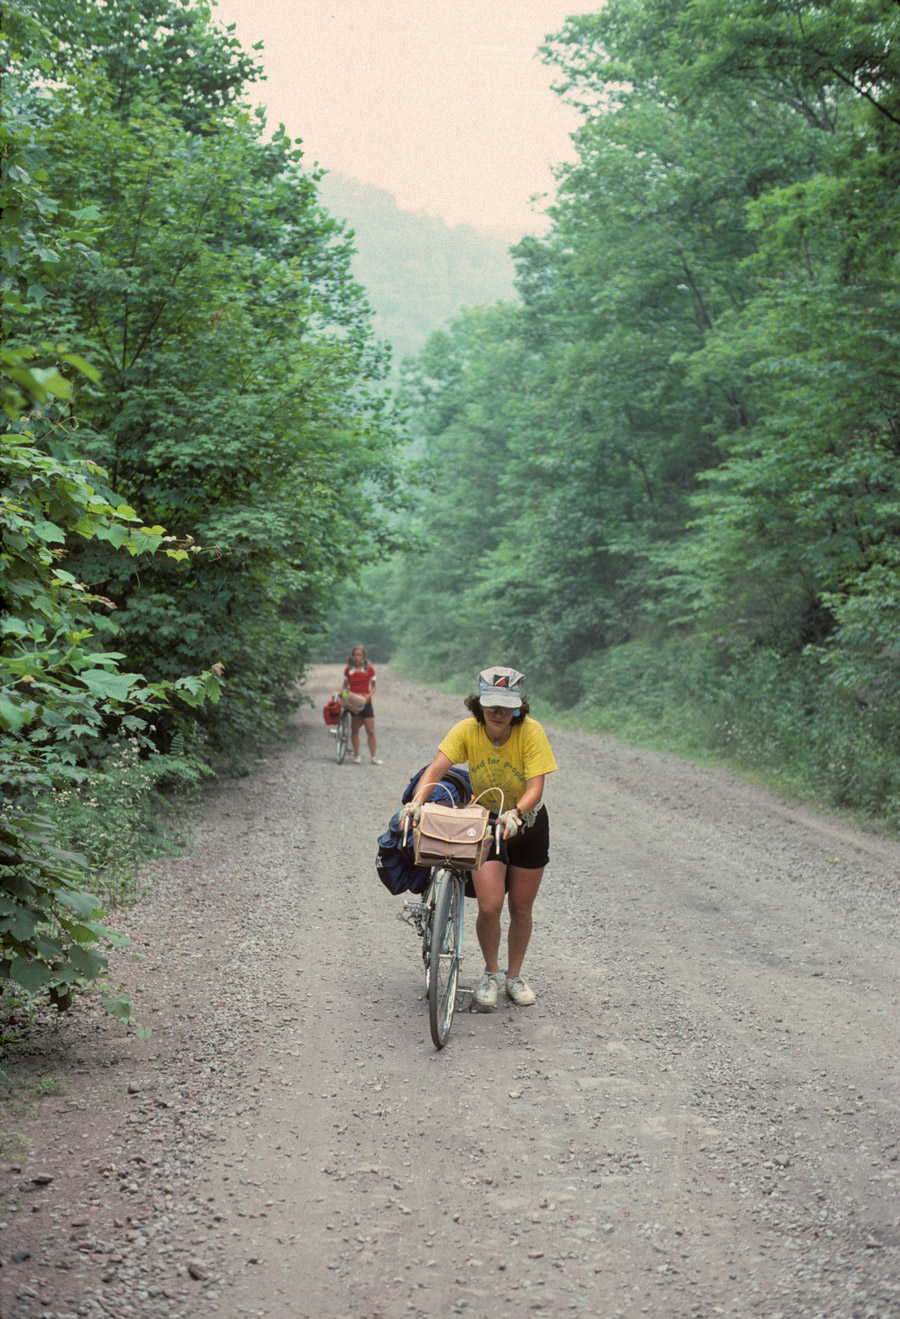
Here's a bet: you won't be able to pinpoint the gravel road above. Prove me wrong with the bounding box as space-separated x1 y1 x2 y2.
2 664 899 1319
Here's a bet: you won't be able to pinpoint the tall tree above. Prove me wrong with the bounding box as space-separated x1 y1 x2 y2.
393 0 899 713
5 0 403 748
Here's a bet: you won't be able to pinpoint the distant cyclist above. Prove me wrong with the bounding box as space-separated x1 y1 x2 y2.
343 644 383 765
401 666 557 1007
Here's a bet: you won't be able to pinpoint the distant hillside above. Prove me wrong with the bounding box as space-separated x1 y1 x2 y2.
316 172 516 369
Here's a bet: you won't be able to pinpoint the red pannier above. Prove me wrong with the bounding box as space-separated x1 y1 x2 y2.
323 698 342 726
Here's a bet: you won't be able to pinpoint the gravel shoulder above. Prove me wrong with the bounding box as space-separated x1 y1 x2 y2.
2 664 899 1319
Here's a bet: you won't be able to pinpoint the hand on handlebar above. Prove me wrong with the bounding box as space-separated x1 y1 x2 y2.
399 802 422 843
399 801 422 847
498 808 522 840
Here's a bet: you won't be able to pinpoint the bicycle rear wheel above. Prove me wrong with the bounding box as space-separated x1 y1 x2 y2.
335 710 351 763
428 868 463 1049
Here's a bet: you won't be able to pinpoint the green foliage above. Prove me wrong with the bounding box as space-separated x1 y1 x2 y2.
1 421 223 789
1 0 412 1022
23 0 264 133
383 0 900 828
0 809 127 1003
3 1 404 753
3 0 405 752
815 547 900 707
564 636 900 831
47 738 209 906
0 408 221 1014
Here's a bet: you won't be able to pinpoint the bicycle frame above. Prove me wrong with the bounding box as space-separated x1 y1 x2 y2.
335 707 352 763
399 806 504 1049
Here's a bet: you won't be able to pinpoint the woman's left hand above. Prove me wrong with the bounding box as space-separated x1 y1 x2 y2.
499 809 522 839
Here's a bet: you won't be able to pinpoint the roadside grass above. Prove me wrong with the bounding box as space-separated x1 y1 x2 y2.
0 1056 69 1169
542 638 900 835
390 641 900 835
31 1075 67 1098
1 741 209 1036
0 1129 27 1161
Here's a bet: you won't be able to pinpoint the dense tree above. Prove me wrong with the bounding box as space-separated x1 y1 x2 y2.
4 0 403 751
18 0 262 132
1 0 403 1007
382 0 900 822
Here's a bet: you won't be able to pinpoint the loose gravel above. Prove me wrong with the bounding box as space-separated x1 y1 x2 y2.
2 665 899 1319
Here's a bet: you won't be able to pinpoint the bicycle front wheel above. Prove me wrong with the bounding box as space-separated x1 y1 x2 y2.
336 710 351 763
428 868 464 1049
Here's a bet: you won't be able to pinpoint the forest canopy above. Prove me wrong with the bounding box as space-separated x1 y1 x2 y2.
365 0 900 827
1 0 403 1005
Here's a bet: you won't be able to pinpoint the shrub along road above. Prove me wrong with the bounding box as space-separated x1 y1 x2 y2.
2 666 899 1318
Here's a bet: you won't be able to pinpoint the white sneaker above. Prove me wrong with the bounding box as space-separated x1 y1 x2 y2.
505 975 536 1006
474 970 504 1007
353 755 361 764
371 757 383 765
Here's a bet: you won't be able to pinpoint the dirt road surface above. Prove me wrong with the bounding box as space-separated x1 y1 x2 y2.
2 664 899 1319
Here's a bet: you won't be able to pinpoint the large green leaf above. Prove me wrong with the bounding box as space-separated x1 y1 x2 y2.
0 906 38 941
8 957 56 992
76 669 142 701
67 944 107 977
53 887 103 919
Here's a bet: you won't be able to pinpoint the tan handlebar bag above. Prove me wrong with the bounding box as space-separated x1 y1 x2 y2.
413 802 491 870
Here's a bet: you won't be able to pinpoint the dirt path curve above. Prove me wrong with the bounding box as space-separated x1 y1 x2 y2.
2 664 899 1319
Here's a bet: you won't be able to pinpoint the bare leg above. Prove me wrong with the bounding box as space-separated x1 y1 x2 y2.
472 861 507 972
350 715 361 756
505 866 544 978
362 716 377 757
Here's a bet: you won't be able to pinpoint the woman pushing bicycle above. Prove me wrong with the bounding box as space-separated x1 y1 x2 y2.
342 644 383 765
400 666 557 1009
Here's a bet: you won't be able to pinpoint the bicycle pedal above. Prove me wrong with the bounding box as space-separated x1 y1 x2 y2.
399 904 427 930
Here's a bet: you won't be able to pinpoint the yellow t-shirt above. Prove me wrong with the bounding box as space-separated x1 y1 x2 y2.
438 717 558 813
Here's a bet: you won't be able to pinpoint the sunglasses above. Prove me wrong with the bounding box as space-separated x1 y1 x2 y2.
483 705 515 716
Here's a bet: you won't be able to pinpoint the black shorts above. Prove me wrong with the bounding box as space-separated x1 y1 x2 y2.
487 805 549 870
352 702 374 720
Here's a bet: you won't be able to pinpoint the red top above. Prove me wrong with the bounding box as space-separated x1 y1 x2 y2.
343 663 375 696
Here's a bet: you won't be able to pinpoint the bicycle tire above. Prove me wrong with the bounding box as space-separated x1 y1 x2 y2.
420 876 435 994
335 710 351 764
428 868 463 1049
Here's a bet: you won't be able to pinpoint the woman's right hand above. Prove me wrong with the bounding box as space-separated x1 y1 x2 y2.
399 802 422 826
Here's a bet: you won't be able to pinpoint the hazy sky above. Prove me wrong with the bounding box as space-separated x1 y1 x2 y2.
210 0 591 239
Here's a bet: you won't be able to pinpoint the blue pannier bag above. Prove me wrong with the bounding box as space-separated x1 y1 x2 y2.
375 765 472 896
401 764 471 807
